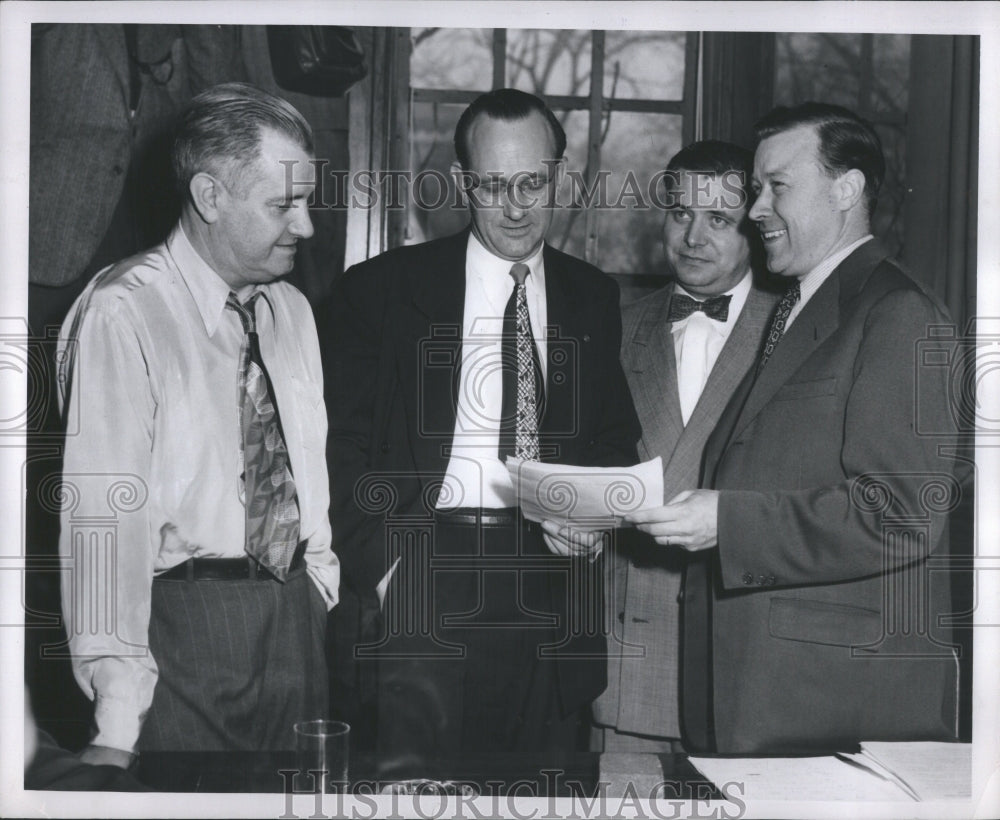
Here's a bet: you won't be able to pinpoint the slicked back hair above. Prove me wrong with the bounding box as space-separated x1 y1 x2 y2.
172 82 313 198
667 139 755 205
754 101 885 215
454 88 566 169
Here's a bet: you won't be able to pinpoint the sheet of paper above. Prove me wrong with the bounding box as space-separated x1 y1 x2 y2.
506 456 663 530
687 755 912 802
858 741 972 801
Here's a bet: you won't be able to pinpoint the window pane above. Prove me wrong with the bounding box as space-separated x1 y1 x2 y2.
547 110 590 260
772 33 911 259
507 30 592 97
774 33 861 109
407 102 467 245
411 28 493 90
596 112 683 273
604 31 686 100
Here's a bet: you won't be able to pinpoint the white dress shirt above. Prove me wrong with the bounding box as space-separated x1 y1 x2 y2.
785 235 873 328
671 271 752 425
56 224 339 752
438 233 547 509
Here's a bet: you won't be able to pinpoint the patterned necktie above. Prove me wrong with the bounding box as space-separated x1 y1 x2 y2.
227 293 300 581
667 292 732 323
756 280 801 374
499 263 542 461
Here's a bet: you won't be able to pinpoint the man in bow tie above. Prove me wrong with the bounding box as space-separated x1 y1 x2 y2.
628 103 961 753
592 140 777 753
321 89 639 760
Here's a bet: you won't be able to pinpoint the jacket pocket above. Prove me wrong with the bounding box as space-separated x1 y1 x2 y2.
768 597 882 647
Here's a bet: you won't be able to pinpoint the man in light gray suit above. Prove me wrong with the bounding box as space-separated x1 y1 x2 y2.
593 141 777 751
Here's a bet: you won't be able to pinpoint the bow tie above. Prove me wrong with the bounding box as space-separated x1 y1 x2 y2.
667 292 732 323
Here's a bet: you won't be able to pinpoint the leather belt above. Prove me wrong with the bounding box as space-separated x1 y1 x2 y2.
435 507 520 527
434 508 544 533
156 546 306 582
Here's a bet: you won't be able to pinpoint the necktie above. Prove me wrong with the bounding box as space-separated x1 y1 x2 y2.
756 281 801 373
499 263 542 461
667 292 732 323
227 293 300 581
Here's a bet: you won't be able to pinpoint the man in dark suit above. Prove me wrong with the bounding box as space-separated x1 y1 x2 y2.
628 102 961 753
322 88 639 762
593 141 776 752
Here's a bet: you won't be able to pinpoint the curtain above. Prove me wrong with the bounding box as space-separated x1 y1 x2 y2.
902 35 979 331
902 35 979 743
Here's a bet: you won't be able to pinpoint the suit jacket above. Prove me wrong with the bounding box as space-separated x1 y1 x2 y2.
684 240 961 753
321 230 640 711
592 280 776 739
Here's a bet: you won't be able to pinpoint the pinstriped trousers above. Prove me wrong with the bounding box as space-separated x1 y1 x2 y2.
138 566 328 752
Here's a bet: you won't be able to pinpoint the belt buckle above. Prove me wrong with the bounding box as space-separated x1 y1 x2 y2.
248 556 269 580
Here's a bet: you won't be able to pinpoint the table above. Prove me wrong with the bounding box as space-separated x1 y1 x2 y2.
136 751 717 797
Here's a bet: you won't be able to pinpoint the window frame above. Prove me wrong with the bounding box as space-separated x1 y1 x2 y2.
348 27 699 279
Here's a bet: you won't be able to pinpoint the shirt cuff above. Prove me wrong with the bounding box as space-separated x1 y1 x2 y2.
305 561 340 610
91 695 145 754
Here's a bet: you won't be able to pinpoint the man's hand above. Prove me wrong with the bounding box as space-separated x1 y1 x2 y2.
540 520 607 559
78 744 136 769
625 490 719 551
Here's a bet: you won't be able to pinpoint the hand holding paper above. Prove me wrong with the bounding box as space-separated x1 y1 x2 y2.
540 520 607 558
625 489 719 551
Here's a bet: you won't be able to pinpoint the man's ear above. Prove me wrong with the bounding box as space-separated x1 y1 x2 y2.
188 172 223 223
833 168 866 212
450 161 472 207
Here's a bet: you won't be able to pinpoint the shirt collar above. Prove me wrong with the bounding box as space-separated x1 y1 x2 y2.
167 224 274 337
466 232 545 290
797 234 874 304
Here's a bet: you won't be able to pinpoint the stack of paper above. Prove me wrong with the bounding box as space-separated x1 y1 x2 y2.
687 754 906 802
688 741 971 802
849 741 972 801
505 456 663 530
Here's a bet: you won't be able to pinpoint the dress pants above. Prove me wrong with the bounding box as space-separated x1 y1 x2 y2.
375 510 593 765
139 565 328 752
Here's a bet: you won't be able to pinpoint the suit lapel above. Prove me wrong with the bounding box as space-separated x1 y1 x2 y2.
539 245 587 451
732 278 839 441
623 284 685 466
395 233 468 483
666 286 776 496
727 239 889 442
685 285 775 435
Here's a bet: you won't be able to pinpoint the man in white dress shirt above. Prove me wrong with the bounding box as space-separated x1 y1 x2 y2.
57 83 339 768
593 141 776 751
322 89 639 761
